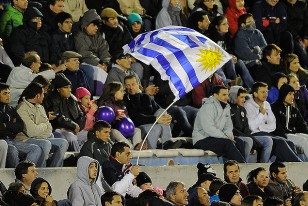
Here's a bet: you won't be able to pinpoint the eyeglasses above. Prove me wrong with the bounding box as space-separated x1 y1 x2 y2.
204 0 215 2
120 56 130 59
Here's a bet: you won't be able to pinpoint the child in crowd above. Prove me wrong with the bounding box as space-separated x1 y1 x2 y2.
75 87 98 131
136 172 164 196
97 82 147 150
80 120 113 166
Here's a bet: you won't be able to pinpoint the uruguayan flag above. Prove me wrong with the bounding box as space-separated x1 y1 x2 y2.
123 26 231 101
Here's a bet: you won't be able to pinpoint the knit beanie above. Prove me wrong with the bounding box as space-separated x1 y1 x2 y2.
136 172 152 187
197 162 216 178
278 83 295 103
75 87 91 99
54 73 71 89
30 177 52 198
219 183 239 202
128 13 142 25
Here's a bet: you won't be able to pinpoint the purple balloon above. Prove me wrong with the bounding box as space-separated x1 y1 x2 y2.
116 117 135 138
97 106 115 123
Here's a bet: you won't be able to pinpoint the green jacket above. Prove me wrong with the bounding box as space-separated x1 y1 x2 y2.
0 4 23 38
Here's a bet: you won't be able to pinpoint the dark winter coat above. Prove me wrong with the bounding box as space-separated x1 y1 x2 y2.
79 136 112 165
0 102 24 139
124 92 161 127
50 29 75 65
43 92 86 131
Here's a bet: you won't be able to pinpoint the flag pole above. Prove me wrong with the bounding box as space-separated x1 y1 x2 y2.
136 100 177 165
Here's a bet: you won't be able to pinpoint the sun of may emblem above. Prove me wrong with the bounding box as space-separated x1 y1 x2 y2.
196 48 224 72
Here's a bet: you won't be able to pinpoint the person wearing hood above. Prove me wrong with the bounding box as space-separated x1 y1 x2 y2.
74 9 111 71
271 83 308 160
68 156 103 206
229 86 273 163
192 85 246 163
9 6 51 66
225 0 246 38
156 0 183 29
244 81 303 162
234 13 267 69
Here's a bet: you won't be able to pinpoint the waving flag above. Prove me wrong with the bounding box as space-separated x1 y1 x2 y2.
123 26 231 101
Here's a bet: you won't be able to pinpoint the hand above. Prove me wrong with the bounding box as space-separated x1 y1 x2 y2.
45 195 53 203
130 165 140 176
74 125 80 134
303 39 308 48
97 63 108 72
54 63 66 73
230 54 237 64
145 85 159 96
157 114 172 125
129 56 137 63
259 106 266 115
228 136 236 142
285 198 292 206
137 8 145 15
48 111 57 120
275 17 280 24
90 103 98 111
294 186 302 195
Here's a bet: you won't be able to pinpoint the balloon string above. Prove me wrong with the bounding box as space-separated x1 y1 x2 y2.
136 100 176 165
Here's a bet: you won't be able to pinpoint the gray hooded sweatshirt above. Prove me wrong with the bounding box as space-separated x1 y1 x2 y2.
74 9 111 66
156 0 182 29
68 156 102 206
192 96 233 144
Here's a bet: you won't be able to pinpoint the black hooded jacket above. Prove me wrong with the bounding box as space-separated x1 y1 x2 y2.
9 6 51 66
271 84 308 137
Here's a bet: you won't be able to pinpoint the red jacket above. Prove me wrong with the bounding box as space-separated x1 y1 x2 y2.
226 0 247 38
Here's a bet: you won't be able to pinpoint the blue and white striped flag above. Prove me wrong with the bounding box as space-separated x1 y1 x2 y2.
123 26 231 101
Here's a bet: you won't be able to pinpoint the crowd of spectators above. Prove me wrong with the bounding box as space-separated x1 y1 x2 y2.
0 0 308 204
0 158 307 206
